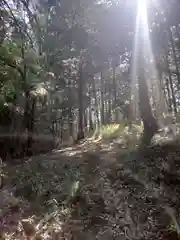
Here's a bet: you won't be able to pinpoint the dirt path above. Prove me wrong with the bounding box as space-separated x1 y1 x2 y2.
0 139 180 239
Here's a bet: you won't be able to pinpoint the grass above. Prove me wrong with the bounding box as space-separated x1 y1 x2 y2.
100 123 142 139
92 123 143 150
100 124 122 139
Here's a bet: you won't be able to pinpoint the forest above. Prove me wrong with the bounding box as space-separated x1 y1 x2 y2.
1 0 180 239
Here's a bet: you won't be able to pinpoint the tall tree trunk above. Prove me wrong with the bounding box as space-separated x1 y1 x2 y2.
104 78 109 124
68 107 74 139
84 108 87 134
27 97 36 155
157 67 167 118
112 57 117 122
92 76 100 130
164 45 177 114
169 76 177 114
108 83 112 124
168 27 180 87
138 73 158 146
24 90 30 131
60 116 63 142
23 91 36 155
137 26 158 146
77 66 84 141
100 71 105 125
89 108 94 132
166 78 173 111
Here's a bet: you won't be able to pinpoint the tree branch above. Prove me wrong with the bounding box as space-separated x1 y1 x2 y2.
2 0 34 48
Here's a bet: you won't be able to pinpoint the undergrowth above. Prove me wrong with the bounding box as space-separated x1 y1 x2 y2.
93 123 143 151
1 127 180 239
99 123 142 139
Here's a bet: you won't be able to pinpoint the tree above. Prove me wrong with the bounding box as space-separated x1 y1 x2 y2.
1 0 180 160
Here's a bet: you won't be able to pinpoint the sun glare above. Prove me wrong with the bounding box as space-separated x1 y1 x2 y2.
138 0 147 20
131 0 167 120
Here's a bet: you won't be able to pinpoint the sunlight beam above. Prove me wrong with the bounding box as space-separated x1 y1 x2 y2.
138 0 147 20
131 0 168 121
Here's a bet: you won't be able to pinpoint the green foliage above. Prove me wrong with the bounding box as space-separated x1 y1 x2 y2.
0 42 21 105
100 124 122 139
99 123 143 140
0 36 43 121
97 123 143 150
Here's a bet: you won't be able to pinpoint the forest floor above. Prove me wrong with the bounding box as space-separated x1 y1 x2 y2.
1 125 180 239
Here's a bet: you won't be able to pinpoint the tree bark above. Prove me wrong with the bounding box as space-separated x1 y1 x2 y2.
108 83 112 124
164 45 177 114
77 65 84 141
112 58 117 121
92 76 100 130
68 107 74 139
137 20 159 146
23 91 36 156
27 96 36 155
89 108 94 131
24 90 30 131
166 78 173 111
100 71 105 125
138 71 158 146
168 27 180 87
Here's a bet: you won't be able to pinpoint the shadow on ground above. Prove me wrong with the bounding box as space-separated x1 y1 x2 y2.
1 138 180 239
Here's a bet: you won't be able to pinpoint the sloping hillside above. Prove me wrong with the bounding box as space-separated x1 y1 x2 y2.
1 135 180 239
